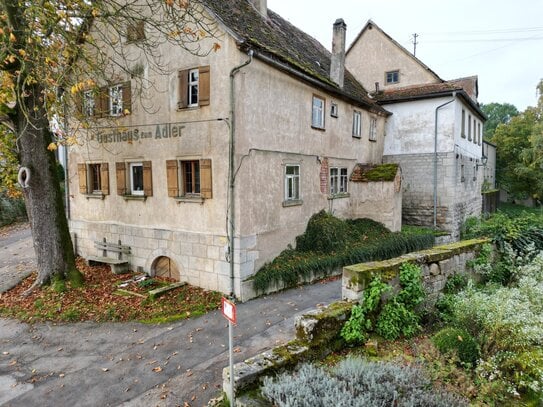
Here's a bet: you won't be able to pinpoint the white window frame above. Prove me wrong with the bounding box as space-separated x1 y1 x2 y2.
330 102 338 118
109 84 123 116
83 90 95 117
284 165 300 201
129 162 144 196
89 163 102 193
312 95 325 129
330 167 348 195
369 117 377 141
385 70 399 84
352 111 361 138
188 68 199 107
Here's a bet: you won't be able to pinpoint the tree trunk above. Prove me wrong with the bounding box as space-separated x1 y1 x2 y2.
16 84 83 290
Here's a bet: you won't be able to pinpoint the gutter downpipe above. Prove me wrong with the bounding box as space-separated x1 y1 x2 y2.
228 50 253 298
433 93 456 229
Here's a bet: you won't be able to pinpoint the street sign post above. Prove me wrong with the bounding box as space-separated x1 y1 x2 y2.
221 297 237 407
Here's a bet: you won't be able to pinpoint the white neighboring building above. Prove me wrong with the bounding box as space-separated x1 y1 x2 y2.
346 21 487 239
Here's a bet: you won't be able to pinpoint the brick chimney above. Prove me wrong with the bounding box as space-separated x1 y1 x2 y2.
249 0 267 17
330 18 346 88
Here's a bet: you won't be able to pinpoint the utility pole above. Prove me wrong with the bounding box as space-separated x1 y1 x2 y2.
412 33 419 56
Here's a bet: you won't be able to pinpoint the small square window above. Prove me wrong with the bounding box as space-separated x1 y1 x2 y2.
312 96 325 129
385 70 399 84
130 163 144 195
352 111 361 138
109 85 123 116
330 103 338 118
127 21 145 42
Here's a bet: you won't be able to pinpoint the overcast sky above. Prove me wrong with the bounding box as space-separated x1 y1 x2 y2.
267 0 543 111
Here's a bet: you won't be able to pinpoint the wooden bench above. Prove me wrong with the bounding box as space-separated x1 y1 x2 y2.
87 238 131 274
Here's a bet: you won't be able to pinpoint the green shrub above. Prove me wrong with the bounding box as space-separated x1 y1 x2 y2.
342 263 426 343
375 263 425 341
432 327 480 366
261 358 468 407
0 193 27 227
443 274 469 294
341 278 390 345
295 210 351 253
252 214 435 294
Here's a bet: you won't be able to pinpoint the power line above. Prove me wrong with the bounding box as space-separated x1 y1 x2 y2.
421 26 543 36
425 36 543 44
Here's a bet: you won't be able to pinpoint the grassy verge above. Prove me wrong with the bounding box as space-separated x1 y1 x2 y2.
0 258 222 323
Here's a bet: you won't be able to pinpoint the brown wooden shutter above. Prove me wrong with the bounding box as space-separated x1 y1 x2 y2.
199 65 210 107
75 94 83 117
166 160 179 197
97 87 109 117
122 81 131 114
100 163 110 195
178 69 189 109
115 162 126 195
143 161 153 197
200 159 212 199
78 163 88 194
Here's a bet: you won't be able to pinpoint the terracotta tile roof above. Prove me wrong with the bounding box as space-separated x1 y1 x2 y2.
372 80 486 120
373 82 464 102
204 0 388 115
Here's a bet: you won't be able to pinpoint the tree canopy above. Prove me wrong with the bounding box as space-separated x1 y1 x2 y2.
480 102 519 141
491 81 543 203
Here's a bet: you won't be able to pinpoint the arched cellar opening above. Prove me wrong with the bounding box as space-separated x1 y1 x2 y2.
152 256 180 281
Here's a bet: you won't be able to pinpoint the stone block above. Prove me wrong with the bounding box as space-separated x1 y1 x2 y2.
192 243 207 258
429 263 441 276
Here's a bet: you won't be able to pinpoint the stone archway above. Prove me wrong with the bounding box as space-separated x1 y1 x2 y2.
151 256 180 281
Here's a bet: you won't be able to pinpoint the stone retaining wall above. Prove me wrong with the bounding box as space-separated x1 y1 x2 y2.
220 238 489 405
342 238 488 302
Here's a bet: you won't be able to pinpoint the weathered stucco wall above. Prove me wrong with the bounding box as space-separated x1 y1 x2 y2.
68 11 396 300
346 23 440 91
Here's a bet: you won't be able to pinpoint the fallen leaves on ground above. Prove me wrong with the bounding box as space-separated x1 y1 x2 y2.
0 257 222 323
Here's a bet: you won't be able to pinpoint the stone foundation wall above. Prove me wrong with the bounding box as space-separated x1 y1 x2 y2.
69 219 258 297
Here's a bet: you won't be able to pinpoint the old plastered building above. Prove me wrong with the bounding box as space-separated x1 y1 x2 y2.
346 21 487 240
67 1 400 300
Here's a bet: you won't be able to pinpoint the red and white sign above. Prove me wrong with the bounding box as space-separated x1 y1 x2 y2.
221 297 237 324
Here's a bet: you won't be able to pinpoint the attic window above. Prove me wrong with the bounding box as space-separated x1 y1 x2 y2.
385 70 399 85
330 103 338 118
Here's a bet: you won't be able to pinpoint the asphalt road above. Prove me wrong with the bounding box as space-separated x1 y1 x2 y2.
0 225 342 406
0 224 35 293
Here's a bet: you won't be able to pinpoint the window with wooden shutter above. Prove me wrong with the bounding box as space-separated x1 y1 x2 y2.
198 66 210 106
166 160 179 197
178 66 210 109
200 159 212 199
116 162 127 195
96 87 108 118
100 163 110 195
143 161 153 197
78 163 87 194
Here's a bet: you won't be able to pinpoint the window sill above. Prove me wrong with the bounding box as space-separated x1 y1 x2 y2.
123 195 147 201
368 138 377 143
84 193 105 200
282 199 303 207
175 196 205 204
352 135 361 139
328 193 350 200
311 126 325 132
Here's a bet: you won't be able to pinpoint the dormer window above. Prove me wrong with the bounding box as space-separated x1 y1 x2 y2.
385 70 399 85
